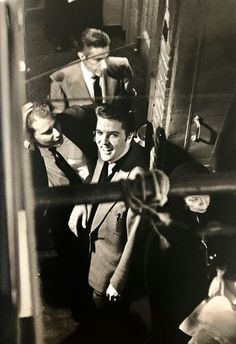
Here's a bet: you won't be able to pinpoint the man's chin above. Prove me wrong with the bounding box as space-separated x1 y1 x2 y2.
54 137 63 147
191 208 208 213
101 156 111 162
96 70 106 77
99 152 113 162
198 209 208 213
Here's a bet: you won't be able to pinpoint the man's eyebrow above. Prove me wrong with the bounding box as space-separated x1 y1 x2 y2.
96 129 120 134
88 53 110 60
41 128 53 134
41 123 55 134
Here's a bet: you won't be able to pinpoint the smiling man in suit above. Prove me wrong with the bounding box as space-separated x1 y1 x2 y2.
50 28 136 113
68 102 148 314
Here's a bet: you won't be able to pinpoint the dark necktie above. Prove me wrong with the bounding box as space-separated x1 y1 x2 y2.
92 75 103 105
49 147 82 185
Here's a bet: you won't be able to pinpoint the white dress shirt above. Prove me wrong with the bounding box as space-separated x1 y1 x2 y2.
80 61 105 102
108 162 116 176
39 135 89 186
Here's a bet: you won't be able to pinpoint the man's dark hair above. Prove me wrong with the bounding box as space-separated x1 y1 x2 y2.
79 28 111 51
95 102 135 137
26 103 54 135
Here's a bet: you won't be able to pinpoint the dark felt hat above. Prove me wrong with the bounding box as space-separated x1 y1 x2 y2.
170 161 210 180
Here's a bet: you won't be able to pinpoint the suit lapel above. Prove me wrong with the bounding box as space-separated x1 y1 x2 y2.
87 159 103 219
70 63 94 103
90 167 130 233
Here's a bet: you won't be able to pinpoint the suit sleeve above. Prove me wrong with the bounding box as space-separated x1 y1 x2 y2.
122 57 136 96
109 166 145 293
50 74 67 113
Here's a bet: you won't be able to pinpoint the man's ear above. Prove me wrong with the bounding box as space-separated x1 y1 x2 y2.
78 51 85 61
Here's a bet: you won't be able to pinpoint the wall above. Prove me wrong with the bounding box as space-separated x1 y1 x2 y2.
103 0 122 26
165 0 236 167
125 0 142 44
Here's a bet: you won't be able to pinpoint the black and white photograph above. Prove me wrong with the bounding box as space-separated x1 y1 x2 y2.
1 1 236 343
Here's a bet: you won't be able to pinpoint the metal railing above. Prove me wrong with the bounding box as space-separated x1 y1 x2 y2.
35 171 236 208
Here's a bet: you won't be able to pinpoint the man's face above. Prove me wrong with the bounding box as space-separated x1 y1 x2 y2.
184 195 210 213
32 116 63 148
95 117 132 163
79 46 110 76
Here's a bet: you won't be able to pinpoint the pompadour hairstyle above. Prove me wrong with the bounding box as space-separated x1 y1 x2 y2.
79 28 111 51
95 102 135 137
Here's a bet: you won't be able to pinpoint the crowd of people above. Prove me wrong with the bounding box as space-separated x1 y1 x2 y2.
23 27 236 343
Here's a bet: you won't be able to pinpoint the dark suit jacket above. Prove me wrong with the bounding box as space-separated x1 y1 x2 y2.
50 56 135 113
57 106 97 164
86 143 147 295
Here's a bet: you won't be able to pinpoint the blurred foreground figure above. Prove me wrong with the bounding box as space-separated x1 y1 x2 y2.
180 267 236 343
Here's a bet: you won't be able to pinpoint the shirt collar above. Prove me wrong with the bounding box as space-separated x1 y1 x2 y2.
80 61 94 80
108 162 116 176
108 148 131 175
38 138 64 156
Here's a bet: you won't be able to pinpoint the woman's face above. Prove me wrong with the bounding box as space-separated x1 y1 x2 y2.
184 195 210 213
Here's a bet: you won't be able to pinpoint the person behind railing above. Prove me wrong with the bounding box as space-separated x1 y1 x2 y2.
145 162 222 344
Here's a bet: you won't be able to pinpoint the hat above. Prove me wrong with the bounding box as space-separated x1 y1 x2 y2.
170 161 210 180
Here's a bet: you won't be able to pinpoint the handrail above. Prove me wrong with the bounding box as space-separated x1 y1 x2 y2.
34 171 236 208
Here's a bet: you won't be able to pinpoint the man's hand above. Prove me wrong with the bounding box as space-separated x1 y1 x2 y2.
68 204 88 235
106 283 121 302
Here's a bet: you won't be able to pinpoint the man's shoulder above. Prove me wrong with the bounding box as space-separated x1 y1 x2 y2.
113 143 148 177
28 145 48 187
106 56 133 80
58 135 82 158
50 61 81 82
107 56 130 70
128 142 148 169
